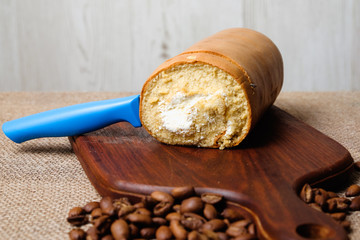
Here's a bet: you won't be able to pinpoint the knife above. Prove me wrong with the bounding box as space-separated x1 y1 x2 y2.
2 94 141 143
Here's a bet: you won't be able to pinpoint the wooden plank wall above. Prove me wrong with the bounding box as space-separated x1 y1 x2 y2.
0 0 359 92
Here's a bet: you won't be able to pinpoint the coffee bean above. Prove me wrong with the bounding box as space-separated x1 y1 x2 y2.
91 208 103 221
217 232 229 240
154 201 173 216
128 223 139 238
180 212 206 230
93 215 111 235
349 196 360 211
83 202 100 214
330 212 346 221
68 207 85 218
221 208 245 222
300 184 314 203
307 203 322 212
118 205 136 218
68 228 86 240
226 220 251 237
156 225 173 240
201 193 223 205
67 207 88 226
126 213 152 225
152 217 167 226
134 207 152 216
201 219 227 232
327 197 350 212
110 219 129 240
314 188 329 207
86 226 99 240
345 184 360 197
67 187 258 240
101 235 114 240
140 227 156 238
171 186 195 200
327 191 339 199
181 197 204 214
151 191 174 204
165 212 181 221
100 196 116 216
170 220 188 240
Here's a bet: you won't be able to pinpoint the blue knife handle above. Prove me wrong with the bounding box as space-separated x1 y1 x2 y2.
2 94 141 143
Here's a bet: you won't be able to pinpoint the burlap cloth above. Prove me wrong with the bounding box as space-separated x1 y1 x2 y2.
0 91 359 239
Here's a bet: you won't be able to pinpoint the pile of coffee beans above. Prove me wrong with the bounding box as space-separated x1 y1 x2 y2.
300 182 360 232
67 186 258 240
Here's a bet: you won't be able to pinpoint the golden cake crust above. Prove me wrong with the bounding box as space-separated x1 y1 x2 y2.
140 28 283 149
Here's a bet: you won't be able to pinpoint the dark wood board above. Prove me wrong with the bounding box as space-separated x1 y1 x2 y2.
69 106 354 240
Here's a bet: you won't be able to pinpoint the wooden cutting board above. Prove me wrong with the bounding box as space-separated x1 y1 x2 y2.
69 106 353 240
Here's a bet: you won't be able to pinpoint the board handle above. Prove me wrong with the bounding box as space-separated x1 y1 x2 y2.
225 186 349 240
2 94 141 143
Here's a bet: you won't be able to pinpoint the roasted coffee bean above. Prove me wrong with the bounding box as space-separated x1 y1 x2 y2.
110 219 129 240
166 212 181 221
300 184 314 203
314 188 329 207
140 227 156 238
67 215 88 226
221 208 245 222
67 207 88 226
156 225 173 240
141 195 157 209
101 235 114 240
345 184 360 197
181 197 204 214
83 202 100 214
327 197 350 212
93 215 111 235
126 213 152 225
91 208 103 220
349 196 360 211
152 217 167 226
170 220 188 240
201 219 227 232
134 207 152 216
128 223 139 238
201 193 223 205
201 229 219 239
68 207 85 218
217 232 229 240
226 219 251 237
100 196 116 216
171 186 195 200
180 213 206 230
86 226 99 240
187 230 208 240
154 201 173 216
203 203 218 220
151 191 174 204
118 205 136 218
68 228 86 240
330 212 346 221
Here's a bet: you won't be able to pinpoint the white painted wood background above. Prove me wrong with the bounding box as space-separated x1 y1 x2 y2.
0 0 359 92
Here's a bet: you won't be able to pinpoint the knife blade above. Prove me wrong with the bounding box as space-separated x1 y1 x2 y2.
2 94 141 143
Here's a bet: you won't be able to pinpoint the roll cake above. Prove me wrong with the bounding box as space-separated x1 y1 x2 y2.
140 28 283 149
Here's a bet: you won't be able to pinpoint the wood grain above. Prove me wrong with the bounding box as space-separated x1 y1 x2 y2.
70 106 353 239
1 0 359 92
